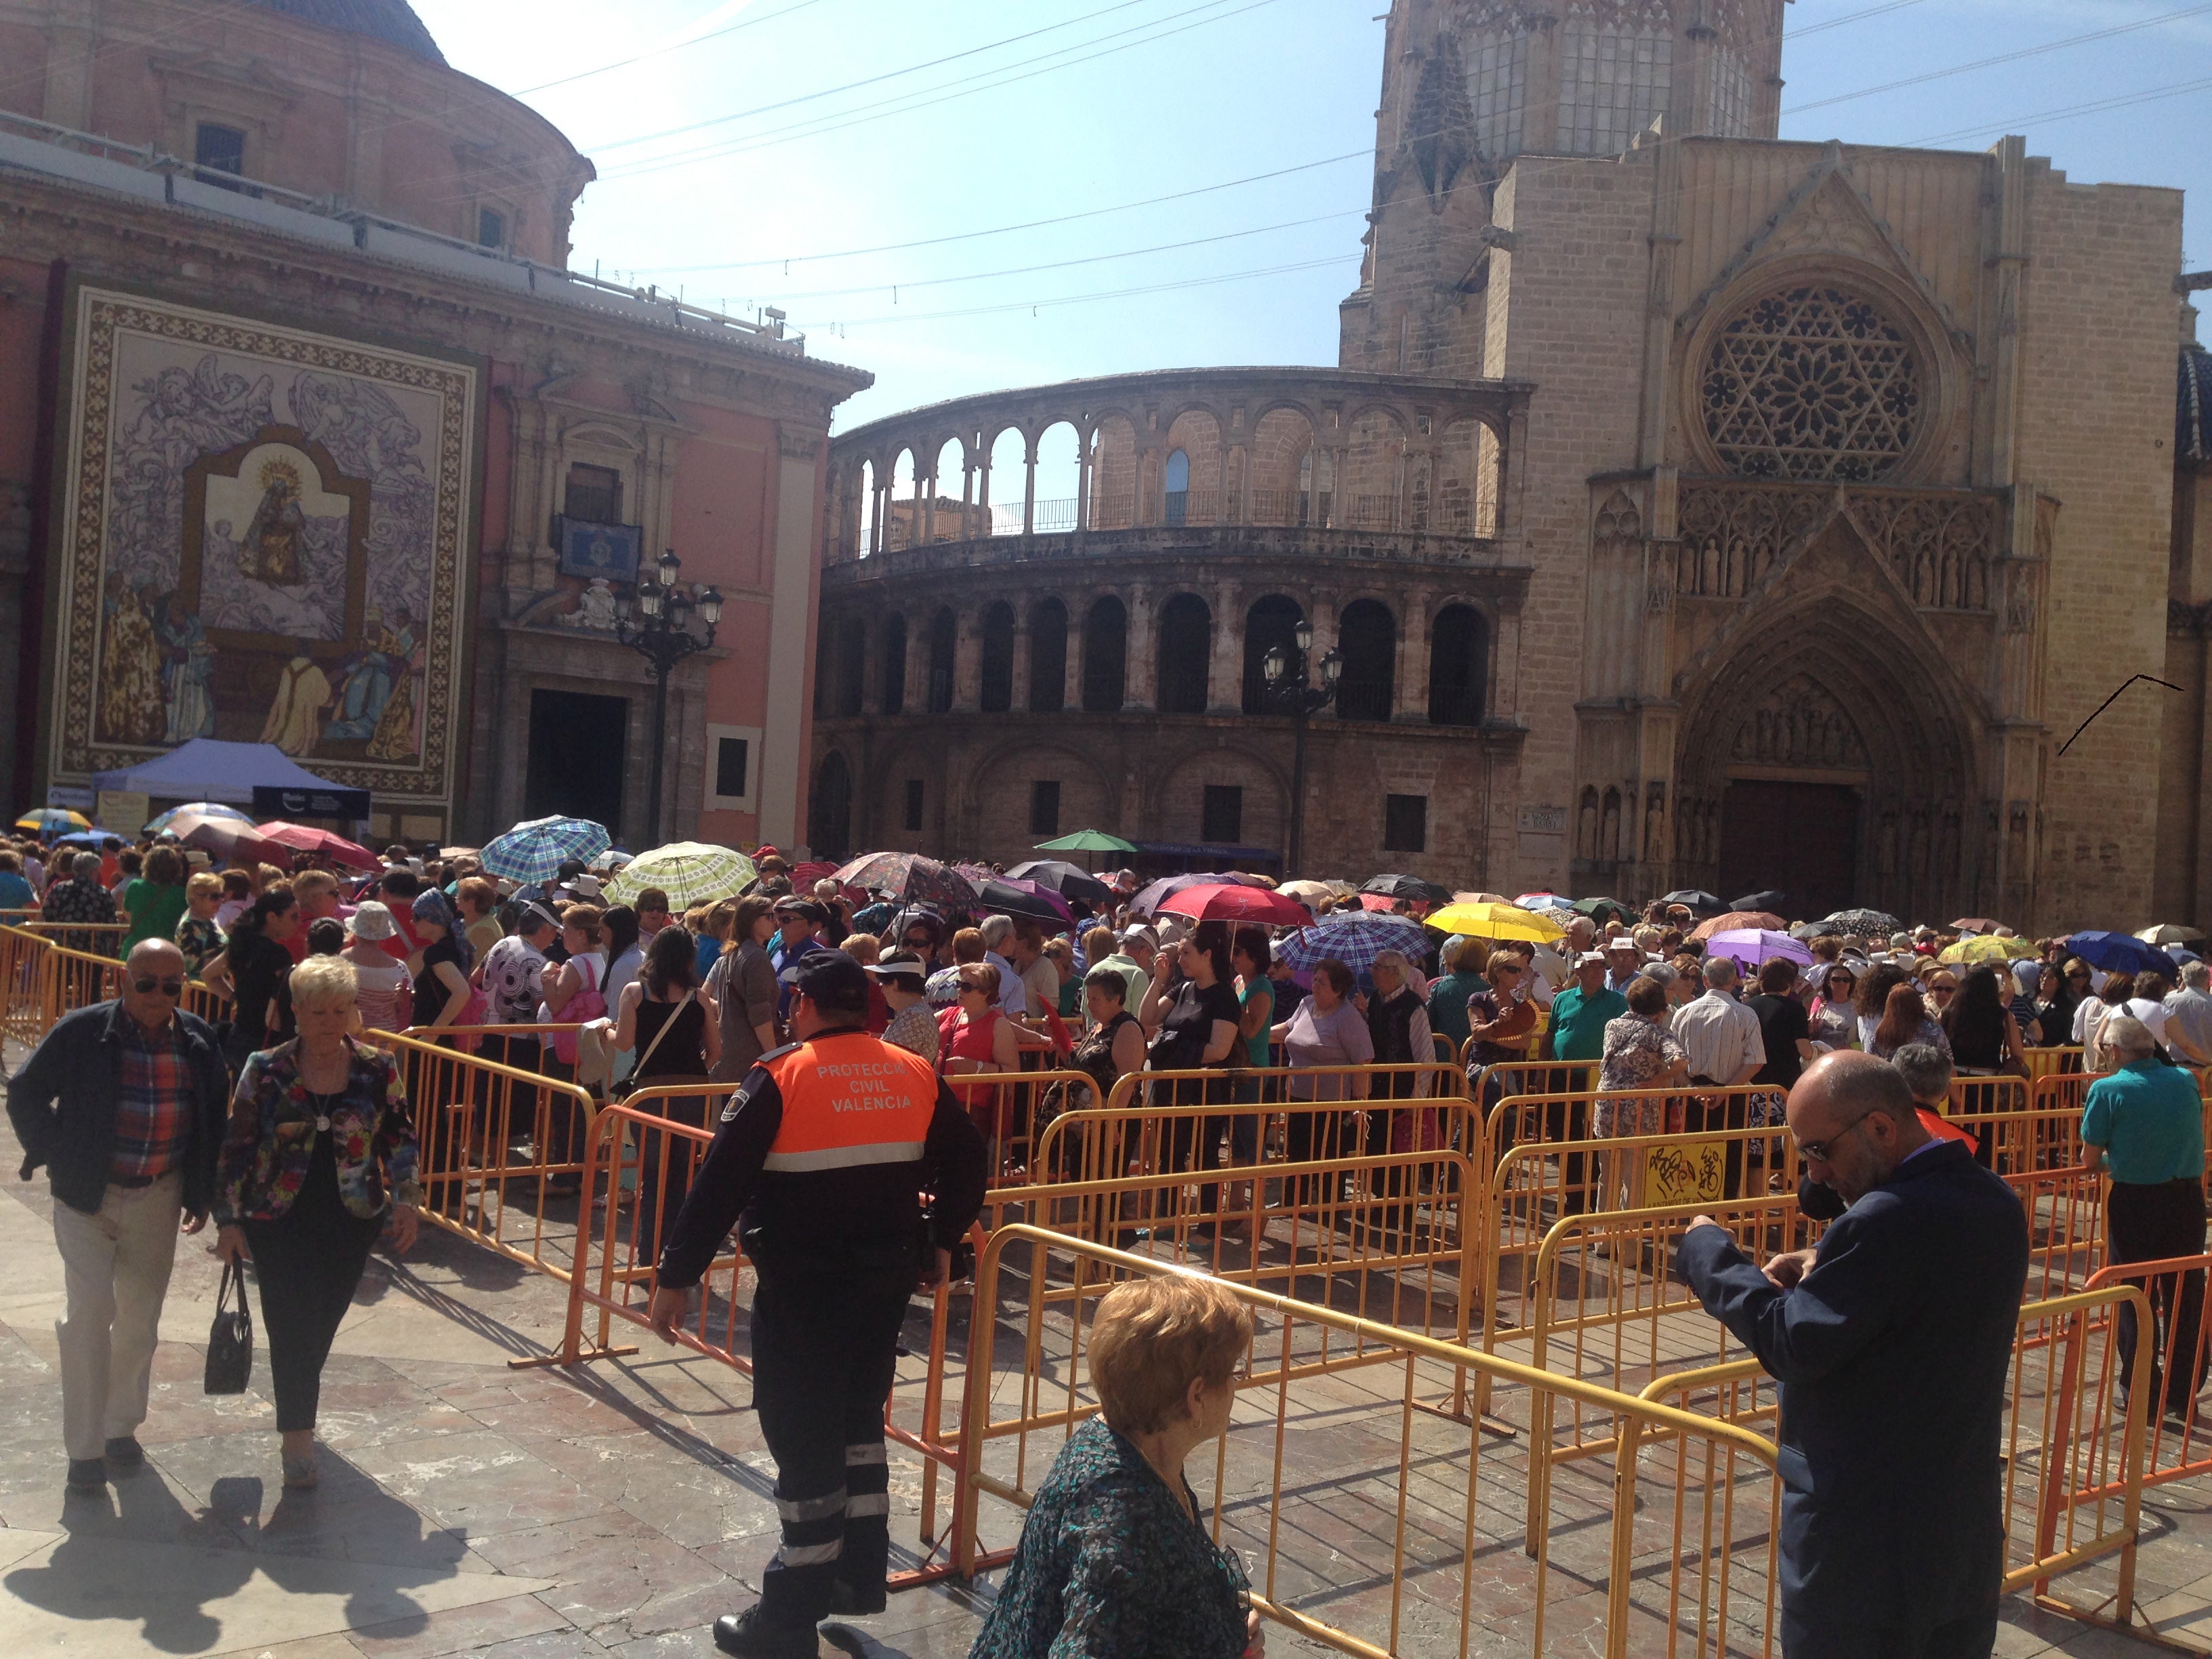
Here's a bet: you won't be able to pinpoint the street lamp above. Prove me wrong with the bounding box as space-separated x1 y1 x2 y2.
1258 614 1341 874
615 548 722 845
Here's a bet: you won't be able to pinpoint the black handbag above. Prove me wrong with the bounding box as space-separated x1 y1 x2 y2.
203 1259 253 1395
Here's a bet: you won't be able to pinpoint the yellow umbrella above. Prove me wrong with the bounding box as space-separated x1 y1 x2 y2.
1425 901 1565 943
1938 934 2035 964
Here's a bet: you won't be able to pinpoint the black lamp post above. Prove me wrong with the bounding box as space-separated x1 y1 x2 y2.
1260 615 1341 876
615 548 722 846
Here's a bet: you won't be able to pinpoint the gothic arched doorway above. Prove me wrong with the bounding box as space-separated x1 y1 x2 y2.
1672 583 1983 925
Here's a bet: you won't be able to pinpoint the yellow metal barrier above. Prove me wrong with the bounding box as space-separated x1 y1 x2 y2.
0 924 54 1048
953 1222 1784 1658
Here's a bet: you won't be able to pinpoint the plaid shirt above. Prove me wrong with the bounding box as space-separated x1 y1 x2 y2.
112 1015 192 1182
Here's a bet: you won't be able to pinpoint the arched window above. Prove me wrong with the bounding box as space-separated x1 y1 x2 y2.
1334 599 1395 722
1242 594 1304 715
979 602 1015 713
835 617 865 717
1029 598 1067 713
1426 604 1488 726
926 608 956 714
809 752 853 859
1155 593 1210 714
880 614 907 716
1164 448 1190 527
1082 596 1127 713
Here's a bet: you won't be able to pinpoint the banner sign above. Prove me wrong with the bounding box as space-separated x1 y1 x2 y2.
1641 1136 1729 1208
556 517 642 583
253 785 371 820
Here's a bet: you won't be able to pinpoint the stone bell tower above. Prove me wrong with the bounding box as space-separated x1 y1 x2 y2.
1341 0 1787 377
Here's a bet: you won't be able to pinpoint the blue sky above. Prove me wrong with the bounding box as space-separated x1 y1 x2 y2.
413 0 2211 430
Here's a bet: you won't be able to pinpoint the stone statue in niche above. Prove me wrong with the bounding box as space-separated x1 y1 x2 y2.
561 577 621 631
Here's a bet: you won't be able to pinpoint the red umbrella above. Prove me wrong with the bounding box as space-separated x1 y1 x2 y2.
1356 892 1401 914
256 821 378 872
1155 882 1313 926
169 811 289 868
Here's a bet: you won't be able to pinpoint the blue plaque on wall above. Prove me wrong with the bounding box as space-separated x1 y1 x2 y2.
556 517 642 583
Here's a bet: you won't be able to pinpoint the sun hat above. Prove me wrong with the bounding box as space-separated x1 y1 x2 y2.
349 899 398 941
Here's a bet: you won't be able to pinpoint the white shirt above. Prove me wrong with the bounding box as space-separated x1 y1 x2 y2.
1671 987 1765 1084
985 948 1025 1017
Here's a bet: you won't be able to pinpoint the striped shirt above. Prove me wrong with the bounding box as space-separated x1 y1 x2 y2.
112 1015 192 1182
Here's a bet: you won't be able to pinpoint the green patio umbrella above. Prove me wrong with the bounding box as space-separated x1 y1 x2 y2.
1033 829 1139 855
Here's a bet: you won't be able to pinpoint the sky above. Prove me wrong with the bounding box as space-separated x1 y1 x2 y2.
411 0 2212 432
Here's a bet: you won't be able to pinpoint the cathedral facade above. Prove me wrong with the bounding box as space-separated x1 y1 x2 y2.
813 0 2200 931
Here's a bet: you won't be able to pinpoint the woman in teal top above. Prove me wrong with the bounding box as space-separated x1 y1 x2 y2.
119 844 190 957
2081 1014 2208 1416
1425 935 1489 1057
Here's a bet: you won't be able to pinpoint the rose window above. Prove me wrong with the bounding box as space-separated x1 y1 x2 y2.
1700 285 1920 482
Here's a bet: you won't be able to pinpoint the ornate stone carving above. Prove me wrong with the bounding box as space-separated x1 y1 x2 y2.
1847 493 1993 609
558 576 621 630
1675 484 1824 598
1730 673 1869 769
1675 481 1996 610
1701 285 1920 482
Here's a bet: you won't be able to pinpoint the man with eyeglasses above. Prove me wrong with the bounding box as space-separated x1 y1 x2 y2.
7 940 230 1494
1678 1051 2027 1659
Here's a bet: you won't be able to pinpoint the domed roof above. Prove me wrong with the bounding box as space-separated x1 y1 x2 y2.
247 0 445 64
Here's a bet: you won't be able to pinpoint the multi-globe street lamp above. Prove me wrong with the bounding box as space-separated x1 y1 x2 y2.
615 548 722 846
1259 616 1341 876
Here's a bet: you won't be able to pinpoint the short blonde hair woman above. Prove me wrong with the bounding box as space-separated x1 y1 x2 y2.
213 953 421 1490
968 1274 1261 1659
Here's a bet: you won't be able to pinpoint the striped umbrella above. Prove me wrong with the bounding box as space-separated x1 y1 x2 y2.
1275 912 1432 972
480 815 612 883
15 808 90 834
146 802 253 833
605 842 758 909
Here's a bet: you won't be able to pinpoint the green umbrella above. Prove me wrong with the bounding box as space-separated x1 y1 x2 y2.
1573 895 1632 920
1033 829 1138 854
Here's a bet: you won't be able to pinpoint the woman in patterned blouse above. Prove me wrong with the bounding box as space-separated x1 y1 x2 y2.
1595 976 1689 1138
968 1275 1262 1659
213 955 421 1490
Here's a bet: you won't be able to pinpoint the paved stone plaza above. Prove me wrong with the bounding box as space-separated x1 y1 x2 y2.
4 1086 2212 1658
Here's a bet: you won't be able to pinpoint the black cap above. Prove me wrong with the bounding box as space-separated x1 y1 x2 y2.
779 951 869 1017
773 896 830 924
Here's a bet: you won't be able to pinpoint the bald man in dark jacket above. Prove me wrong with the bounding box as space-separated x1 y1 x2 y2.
1677 1052 2028 1659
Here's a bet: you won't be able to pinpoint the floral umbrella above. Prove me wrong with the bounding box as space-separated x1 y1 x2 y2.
831 853 979 912
605 842 758 909
1823 908 1904 937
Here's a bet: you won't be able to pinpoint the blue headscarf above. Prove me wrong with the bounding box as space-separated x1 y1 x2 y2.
413 888 471 972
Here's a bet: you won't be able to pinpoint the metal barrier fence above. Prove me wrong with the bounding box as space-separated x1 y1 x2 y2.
373 1027 602 1286
952 1221 1790 1658
955 1067 1109 1185
1633 1284 2162 1649
2066 1252 2212 1502
0 924 54 1048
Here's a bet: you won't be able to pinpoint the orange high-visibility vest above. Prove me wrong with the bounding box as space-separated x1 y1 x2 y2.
760 1037 941 1173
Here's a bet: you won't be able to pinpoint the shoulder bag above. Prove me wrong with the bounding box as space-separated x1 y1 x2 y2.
610 989 695 1102
204 1258 254 1394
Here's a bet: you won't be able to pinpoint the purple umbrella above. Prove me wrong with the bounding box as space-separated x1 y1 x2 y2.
1703 928 1814 970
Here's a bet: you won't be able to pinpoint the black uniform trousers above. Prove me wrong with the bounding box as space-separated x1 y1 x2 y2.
2108 1177 2210 1415
750 1267 913 1626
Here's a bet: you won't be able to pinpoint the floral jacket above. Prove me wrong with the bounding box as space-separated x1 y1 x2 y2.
214 1037 423 1224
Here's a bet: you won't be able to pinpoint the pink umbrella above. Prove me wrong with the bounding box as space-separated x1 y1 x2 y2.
256 821 378 872
1703 928 1814 969
1154 882 1313 926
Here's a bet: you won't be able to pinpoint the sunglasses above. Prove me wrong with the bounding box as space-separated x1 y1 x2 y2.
1796 1114 1874 1164
132 976 185 996
1930 983 1958 995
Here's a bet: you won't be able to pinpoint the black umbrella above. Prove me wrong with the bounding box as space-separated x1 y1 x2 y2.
1790 919 1844 941
1729 890 1786 914
1004 859 1115 906
974 877 1074 923
1660 889 1721 913
1824 907 1904 937
1361 873 1453 906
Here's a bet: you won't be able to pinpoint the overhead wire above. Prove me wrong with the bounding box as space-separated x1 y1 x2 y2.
516 0 834 96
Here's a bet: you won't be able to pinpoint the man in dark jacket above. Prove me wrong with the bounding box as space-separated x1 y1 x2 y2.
7 940 230 1493
1678 1051 2028 1659
648 951 987 1658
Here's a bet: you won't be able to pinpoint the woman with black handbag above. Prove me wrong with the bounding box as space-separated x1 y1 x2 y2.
607 925 720 1265
212 955 420 1489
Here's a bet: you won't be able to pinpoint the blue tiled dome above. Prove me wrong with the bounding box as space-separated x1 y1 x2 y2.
247 0 445 64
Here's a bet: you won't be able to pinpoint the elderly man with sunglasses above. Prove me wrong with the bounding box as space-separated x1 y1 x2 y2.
1677 1051 2028 1659
7 939 230 1494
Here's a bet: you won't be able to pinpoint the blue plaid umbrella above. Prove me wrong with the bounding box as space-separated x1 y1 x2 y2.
1275 912 1431 972
480 815 611 883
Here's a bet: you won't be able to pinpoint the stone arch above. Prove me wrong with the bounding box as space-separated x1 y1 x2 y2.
1673 585 1982 922
1155 592 1212 714
1148 740 1290 855
1246 407 1319 525
1335 598 1397 722
979 600 1016 713
1027 597 1068 712
1086 412 1140 531
964 738 1120 864
1081 594 1127 712
809 750 854 859
1242 593 1305 715
880 611 907 714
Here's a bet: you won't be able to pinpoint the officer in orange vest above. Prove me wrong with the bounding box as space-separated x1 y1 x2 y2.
649 950 986 1659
